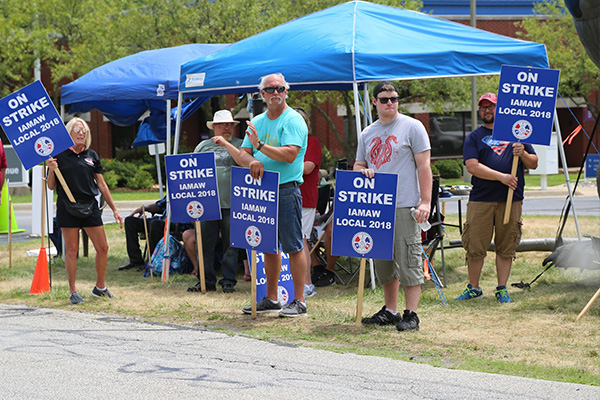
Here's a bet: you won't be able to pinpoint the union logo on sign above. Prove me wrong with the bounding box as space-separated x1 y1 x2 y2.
34 137 54 157
245 225 262 247
186 201 204 219
511 119 533 140
352 231 373 255
278 286 289 305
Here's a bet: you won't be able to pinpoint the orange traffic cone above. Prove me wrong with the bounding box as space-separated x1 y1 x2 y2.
29 247 50 295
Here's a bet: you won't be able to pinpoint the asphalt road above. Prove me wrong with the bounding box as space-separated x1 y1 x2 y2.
1 303 598 400
440 194 600 217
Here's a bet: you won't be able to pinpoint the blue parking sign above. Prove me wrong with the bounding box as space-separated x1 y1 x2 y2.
493 65 560 146
0 81 74 170
585 154 600 178
165 152 221 223
230 167 279 254
331 170 397 260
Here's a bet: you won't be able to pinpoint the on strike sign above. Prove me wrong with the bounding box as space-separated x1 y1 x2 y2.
331 170 397 260
0 81 73 170
165 152 221 223
230 167 279 254
493 65 560 146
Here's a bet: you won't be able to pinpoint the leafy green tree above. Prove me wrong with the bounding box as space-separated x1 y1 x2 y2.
2 0 474 163
517 0 600 117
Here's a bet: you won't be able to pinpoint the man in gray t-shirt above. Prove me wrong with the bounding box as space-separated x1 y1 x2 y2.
354 81 432 331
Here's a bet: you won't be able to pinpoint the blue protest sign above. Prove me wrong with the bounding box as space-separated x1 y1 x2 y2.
493 65 560 146
165 152 221 223
585 154 600 178
230 167 279 254
331 170 397 260
248 250 294 306
0 81 74 170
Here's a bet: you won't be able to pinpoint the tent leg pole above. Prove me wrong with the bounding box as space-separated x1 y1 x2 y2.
353 82 362 138
166 100 172 156
155 151 163 199
554 111 581 239
174 95 184 156
363 83 371 126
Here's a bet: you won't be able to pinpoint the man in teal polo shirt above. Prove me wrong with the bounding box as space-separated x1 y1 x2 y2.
235 73 308 317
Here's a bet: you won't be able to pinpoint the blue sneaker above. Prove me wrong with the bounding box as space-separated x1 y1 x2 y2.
494 286 513 303
455 284 483 300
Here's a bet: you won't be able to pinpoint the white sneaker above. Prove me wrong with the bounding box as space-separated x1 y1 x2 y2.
304 284 316 298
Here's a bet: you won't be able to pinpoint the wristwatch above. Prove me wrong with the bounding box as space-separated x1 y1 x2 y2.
256 140 265 151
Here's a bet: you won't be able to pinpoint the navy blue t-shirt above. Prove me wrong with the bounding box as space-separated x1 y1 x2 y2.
463 126 536 202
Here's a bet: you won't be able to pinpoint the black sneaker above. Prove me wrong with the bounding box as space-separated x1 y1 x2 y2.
118 262 143 271
222 283 235 293
396 310 420 331
187 281 216 292
242 297 282 314
311 265 326 282
314 269 335 287
279 299 307 318
361 305 401 326
91 287 115 298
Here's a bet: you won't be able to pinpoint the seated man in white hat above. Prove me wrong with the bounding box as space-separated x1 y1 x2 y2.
185 110 243 293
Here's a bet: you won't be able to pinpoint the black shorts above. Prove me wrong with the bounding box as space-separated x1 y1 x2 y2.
56 198 104 229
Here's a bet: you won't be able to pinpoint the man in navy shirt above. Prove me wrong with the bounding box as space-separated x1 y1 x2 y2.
456 93 538 303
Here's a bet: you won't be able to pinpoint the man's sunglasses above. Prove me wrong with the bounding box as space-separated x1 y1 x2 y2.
262 86 286 94
377 96 399 104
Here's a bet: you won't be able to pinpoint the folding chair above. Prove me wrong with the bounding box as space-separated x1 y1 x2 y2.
309 214 360 285
421 176 448 304
422 176 443 268
309 182 362 286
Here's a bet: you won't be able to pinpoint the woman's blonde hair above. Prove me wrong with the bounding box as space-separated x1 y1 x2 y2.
65 117 92 149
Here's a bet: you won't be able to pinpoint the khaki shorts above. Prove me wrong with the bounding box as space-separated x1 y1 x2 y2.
374 208 424 287
462 201 523 260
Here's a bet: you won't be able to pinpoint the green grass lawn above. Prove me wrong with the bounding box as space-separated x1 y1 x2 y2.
1 215 599 386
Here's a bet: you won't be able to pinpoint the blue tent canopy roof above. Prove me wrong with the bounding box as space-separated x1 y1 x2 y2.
60 43 227 147
62 43 227 104
179 1 548 96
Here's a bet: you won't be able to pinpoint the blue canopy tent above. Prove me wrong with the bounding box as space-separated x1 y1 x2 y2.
60 43 228 150
173 0 554 286
177 0 549 136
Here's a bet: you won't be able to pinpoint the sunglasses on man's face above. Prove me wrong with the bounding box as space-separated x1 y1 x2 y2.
377 96 399 104
263 86 286 94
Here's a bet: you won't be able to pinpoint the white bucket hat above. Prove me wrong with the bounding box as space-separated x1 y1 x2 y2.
206 110 239 129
